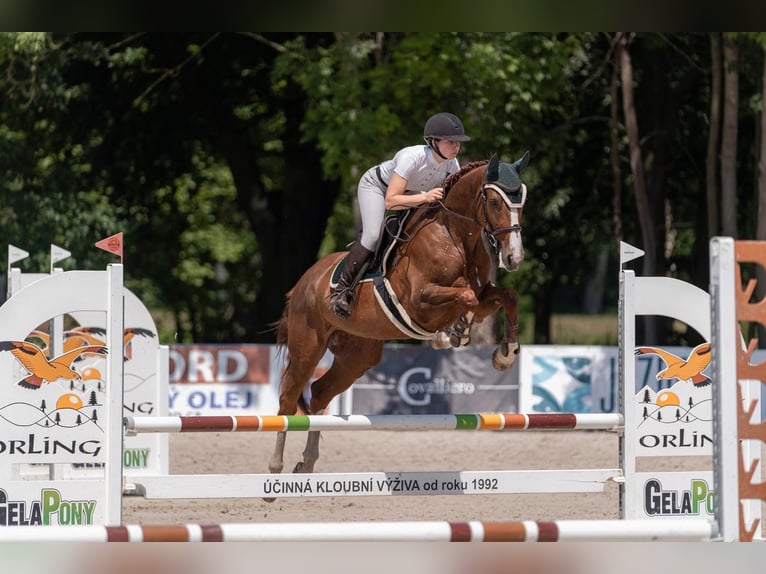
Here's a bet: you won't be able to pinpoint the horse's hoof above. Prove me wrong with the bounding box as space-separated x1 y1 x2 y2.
492 342 519 371
293 461 306 473
262 497 276 503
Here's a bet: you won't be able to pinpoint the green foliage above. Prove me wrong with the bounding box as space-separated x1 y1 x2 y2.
0 33 761 346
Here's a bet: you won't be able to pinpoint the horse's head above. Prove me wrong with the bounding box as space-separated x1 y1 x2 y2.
480 151 529 271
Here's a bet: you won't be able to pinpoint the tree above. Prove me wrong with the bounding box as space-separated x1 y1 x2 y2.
721 35 739 238
706 33 722 239
2 33 761 347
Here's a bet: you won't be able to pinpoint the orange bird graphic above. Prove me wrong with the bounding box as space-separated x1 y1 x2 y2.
0 341 108 389
65 326 154 360
122 327 155 360
634 342 712 387
64 326 106 346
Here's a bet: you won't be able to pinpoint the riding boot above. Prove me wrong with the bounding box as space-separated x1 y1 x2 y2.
329 242 374 319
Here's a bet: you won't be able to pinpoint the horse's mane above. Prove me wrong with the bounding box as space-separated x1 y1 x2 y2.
443 160 488 194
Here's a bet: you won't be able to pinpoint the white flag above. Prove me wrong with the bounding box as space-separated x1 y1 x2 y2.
620 241 645 267
8 244 29 266
50 244 71 266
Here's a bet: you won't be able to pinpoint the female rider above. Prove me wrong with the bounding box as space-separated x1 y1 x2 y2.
330 112 471 318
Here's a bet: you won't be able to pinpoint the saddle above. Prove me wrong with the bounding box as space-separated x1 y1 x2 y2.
330 207 448 340
331 209 418 287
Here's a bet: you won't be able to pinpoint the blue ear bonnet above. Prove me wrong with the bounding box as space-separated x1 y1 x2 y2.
484 151 530 205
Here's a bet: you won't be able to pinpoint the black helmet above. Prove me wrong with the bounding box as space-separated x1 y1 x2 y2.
423 112 471 142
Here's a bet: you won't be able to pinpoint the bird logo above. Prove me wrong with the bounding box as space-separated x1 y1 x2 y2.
122 327 155 360
634 342 712 387
63 325 154 360
0 340 108 389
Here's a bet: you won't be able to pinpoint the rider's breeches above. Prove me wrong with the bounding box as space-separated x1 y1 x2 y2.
357 176 386 252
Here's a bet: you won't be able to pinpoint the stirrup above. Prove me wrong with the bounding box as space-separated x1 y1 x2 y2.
329 290 354 319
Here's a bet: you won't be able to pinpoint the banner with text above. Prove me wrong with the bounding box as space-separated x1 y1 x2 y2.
349 345 518 414
168 345 336 416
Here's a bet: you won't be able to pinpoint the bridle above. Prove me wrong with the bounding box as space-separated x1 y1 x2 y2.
437 181 526 253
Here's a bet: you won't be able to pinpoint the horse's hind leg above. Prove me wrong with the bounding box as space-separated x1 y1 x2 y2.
293 430 320 474
292 334 384 474
268 431 288 475
264 346 325 502
263 430 289 503
268 335 327 476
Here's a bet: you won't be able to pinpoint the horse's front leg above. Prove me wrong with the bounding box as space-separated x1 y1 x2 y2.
419 283 478 348
473 285 520 371
419 283 479 309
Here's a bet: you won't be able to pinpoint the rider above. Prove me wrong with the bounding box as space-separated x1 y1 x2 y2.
329 112 471 319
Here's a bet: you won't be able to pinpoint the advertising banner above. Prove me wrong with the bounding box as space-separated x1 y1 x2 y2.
349 344 518 414
168 345 337 415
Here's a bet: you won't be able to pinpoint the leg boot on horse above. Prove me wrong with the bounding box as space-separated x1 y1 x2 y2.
329 241 373 318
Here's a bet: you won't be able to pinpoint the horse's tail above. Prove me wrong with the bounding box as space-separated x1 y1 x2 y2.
271 288 313 416
272 289 292 353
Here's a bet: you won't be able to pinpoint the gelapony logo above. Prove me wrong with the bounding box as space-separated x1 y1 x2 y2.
0 488 96 526
644 478 715 517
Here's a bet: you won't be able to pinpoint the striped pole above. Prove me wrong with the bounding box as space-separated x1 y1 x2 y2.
124 413 623 435
0 519 715 542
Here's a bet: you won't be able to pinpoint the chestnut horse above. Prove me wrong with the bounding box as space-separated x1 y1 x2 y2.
269 152 529 478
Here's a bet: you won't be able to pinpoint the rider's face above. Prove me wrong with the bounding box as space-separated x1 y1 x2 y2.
437 139 461 159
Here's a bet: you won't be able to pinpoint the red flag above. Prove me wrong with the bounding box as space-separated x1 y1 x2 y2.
95 232 124 263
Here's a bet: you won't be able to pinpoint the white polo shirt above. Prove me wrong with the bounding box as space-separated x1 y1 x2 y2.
376 145 459 191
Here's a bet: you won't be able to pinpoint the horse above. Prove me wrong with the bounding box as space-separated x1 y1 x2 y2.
269 151 530 480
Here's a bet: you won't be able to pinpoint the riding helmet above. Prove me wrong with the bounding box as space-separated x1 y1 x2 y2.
423 112 471 142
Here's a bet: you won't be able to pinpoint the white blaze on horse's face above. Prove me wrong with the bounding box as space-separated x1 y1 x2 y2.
506 202 524 271
485 183 526 272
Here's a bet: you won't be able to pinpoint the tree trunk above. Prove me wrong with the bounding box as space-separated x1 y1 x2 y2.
721 36 739 238
533 282 552 344
618 32 657 343
706 33 722 239
610 37 623 245
756 45 766 347
618 33 656 275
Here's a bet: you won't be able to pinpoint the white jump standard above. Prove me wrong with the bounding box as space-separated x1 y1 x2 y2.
0 238 763 541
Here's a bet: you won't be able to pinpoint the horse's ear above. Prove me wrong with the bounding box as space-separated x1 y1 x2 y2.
513 150 530 174
485 153 500 182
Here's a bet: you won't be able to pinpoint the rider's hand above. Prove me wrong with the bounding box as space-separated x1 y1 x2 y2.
423 187 444 203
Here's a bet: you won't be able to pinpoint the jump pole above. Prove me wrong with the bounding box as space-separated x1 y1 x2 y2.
0 519 715 542
124 412 623 434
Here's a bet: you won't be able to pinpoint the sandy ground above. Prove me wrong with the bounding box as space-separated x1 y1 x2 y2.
121 429 766 540
122 429 625 523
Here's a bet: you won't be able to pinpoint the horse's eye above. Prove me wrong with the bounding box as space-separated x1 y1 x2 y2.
489 198 501 210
